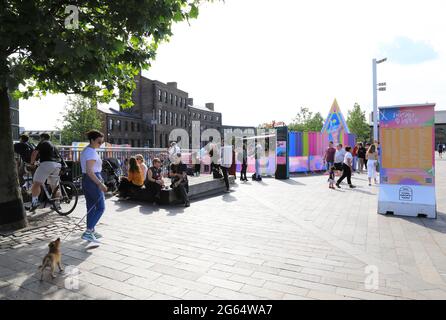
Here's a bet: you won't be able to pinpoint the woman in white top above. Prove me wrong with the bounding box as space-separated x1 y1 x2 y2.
366 144 378 186
80 130 107 243
335 146 356 189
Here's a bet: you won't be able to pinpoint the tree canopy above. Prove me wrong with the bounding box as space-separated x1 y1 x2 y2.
1 0 210 106
58 96 102 145
0 0 213 230
288 107 324 132
346 103 371 142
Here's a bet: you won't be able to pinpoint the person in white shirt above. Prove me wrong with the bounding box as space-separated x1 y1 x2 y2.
336 146 356 189
334 144 346 172
254 142 263 180
80 130 108 243
168 142 180 162
220 142 232 192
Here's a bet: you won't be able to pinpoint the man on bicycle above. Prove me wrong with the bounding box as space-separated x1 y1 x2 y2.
29 133 62 211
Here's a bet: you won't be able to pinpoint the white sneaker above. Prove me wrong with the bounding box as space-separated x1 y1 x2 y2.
81 231 101 243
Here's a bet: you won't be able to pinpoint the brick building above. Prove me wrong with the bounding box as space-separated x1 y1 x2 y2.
98 106 145 147
98 73 223 148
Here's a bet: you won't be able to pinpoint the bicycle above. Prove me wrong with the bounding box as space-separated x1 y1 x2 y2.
25 164 79 216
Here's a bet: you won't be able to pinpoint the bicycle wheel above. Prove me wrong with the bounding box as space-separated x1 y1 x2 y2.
53 181 78 216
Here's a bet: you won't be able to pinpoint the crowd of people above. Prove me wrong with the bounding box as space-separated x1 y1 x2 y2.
13 129 397 245
323 140 381 189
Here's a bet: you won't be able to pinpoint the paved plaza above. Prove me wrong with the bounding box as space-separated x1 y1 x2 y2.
1 156 446 300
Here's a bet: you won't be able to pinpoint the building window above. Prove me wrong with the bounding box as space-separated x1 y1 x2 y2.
216 116 219 122
108 119 113 131
175 95 178 107
137 123 140 132
165 134 168 147
203 114 207 121
164 91 168 103
198 113 201 120
160 134 163 148
131 122 134 132
158 110 162 123
125 121 128 131
169 93 173 105
210 116 213 121
164 110 167 124
158 89 162 102
169 112 172 126
116 120 121 131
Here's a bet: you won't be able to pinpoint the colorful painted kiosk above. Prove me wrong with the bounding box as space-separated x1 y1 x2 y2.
288 131 355 173
378 103 437 218
321 99 350 145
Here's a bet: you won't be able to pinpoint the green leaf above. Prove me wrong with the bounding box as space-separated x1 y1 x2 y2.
189 4 199 19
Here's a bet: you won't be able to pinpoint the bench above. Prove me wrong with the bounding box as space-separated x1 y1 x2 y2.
129 175 236 205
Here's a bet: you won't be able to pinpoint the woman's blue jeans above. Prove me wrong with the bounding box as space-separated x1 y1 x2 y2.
82 173 105 231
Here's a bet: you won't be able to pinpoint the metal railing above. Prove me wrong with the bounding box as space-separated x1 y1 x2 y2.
57 146 211 181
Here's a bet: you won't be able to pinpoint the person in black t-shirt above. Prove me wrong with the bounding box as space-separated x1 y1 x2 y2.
14 134 36 187
357 143 367 174
14 134 35 164
169 153 190 207
240 141 248 182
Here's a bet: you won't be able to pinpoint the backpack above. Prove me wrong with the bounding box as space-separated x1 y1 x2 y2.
24 142 35 163
14 142 35 163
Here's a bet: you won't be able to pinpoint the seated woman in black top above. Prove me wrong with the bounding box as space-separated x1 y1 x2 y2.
169 153 190 207
145 157 165 203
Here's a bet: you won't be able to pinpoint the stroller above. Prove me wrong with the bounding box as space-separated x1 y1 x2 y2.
102 158 121 193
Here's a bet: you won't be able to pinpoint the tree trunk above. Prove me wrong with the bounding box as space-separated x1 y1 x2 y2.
0 85 28 231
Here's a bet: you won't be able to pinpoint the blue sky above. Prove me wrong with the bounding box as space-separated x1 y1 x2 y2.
380 37 438 65
20 0 446 130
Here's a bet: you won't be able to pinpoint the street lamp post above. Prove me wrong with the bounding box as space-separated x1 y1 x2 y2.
372 57 387 141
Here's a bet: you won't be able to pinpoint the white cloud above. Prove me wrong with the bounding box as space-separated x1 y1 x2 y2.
380 37 438 65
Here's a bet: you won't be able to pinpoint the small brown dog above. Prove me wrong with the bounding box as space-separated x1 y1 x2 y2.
38 238 64 280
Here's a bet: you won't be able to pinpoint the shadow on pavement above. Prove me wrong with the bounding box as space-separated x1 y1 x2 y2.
109 198 141 213
0 238 114 300
222 193 237 203
138 204 161 215
349 188 376 196
393 211 446 234
276 179 306 186
164 205 186 216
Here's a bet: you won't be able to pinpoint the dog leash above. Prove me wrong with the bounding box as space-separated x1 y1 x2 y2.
63 195 103 241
